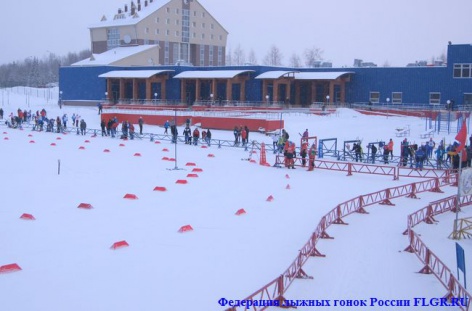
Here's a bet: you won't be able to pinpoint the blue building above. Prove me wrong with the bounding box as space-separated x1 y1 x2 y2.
59 43 472 108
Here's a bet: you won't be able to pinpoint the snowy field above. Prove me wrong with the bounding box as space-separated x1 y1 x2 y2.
0 87 470 311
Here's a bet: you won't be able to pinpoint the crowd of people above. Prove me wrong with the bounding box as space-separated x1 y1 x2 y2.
3 107 472 172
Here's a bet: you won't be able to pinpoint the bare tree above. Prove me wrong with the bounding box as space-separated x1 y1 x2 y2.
304 46 323 67
233 44 246 66
289 53 302 68
247 49 258 65
263 45 283 66
225 47 232 66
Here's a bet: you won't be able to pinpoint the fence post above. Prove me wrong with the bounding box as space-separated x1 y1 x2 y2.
380 188 395 206
418 248 432 274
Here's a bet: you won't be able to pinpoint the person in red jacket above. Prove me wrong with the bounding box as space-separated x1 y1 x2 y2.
241 128 247 146
193 127 200 145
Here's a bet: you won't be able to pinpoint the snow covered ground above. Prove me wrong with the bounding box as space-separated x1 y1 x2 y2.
0 87 470 311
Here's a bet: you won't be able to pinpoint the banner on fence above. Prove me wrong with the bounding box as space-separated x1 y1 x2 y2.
459 168 472 196
456 242 467 289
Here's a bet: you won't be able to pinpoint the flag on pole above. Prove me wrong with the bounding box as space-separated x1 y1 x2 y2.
455 120 467 153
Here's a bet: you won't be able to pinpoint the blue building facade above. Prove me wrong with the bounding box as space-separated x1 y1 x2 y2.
59 44 472 107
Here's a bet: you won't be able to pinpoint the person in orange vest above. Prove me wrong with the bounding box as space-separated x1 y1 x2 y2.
387 138 394 160
241 127 247 146
286 141 296 169
283 140 290 167
300 141 308 167
308 143 316 171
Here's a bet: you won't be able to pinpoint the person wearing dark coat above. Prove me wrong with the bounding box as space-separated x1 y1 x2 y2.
170 124 178 143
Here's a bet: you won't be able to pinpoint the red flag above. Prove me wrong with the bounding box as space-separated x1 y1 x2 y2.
455 120 467 152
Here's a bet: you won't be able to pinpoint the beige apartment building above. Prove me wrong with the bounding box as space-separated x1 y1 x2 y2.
88 0 228 66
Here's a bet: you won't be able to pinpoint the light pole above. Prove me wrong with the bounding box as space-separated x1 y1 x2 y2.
154 92 158 104
210 93 214 105
59 91 63 109
326 95 330 106
386 97 390 105
266 94 269 105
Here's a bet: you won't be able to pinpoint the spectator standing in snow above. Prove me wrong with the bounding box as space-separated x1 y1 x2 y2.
183 125 191 144
370 144 377 164
164 120 170 134
100 120 107 136
206 129 211 146
138 117 144 135
80 119 87 135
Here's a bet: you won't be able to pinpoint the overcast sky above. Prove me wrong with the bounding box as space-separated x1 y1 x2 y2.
2 0 471 67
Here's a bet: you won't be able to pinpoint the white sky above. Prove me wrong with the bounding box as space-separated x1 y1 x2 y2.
1 0 471 67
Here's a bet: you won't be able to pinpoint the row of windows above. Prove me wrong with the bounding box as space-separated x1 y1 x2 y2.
155 17 215 30
453 64 472 78
165 7 205 18
369 92 445 105
144 27 222 40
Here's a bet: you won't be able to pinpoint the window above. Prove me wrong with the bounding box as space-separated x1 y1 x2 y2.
193 32 196 38
193 11 197 17
166 30 170 36
429 92 441 105
155 29 160 35
144 27 149 34
155 17 159 23
175 31 180 37
209 46 214 66
219 35 223 41
211 23 214 30
164 41 169 65
392 92 402 104
210 34 214 40
175 8 179 14
453 63 472 78
463 64 471 78
166 18 170 24
202 12 205 18
201 33 205 39
217 46 223 66
200 45 205 66
175 20 179 25
464 93 472 107
107 28 120 50
202 23 205 28
369 92 379 104
166 7 170 13
192 22 196 28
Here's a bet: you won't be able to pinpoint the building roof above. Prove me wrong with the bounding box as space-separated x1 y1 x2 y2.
88 0 228 34
88 0 168 28
255 71 299 79
294 71 354 80
173 70 254 79
98 70 174 79
72 45 159 66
